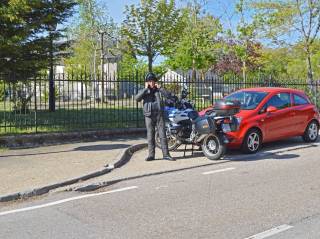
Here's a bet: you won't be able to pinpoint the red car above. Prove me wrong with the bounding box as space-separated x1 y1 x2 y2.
199 87 320 153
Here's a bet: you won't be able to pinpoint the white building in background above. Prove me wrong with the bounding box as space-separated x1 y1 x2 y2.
160 69 225 102
50 54 132 101
54 65 65 74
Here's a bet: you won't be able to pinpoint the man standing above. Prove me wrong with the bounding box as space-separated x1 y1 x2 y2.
135 72 175 161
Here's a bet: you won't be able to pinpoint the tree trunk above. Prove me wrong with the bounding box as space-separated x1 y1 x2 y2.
306 47 316 104
148 54 153 72
192 58 196 81
306 52 313 84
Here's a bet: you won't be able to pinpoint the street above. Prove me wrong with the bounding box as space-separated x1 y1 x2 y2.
0 141 320 239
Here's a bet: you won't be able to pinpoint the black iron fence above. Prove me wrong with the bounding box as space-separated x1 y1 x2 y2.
0 71 319 135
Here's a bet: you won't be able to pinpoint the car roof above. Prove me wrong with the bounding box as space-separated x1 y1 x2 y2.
236 87 305 94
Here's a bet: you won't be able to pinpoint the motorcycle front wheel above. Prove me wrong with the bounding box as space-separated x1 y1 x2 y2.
155 129 180 151
202 134 226 160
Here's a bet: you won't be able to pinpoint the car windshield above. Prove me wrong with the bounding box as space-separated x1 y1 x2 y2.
225 91 269 110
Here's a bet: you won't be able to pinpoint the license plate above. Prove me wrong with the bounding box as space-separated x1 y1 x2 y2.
222 123 231 132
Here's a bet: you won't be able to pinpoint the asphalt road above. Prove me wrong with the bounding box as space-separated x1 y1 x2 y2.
0 141 320 239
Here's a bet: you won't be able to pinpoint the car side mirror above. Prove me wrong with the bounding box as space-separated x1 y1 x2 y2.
266 106 277 113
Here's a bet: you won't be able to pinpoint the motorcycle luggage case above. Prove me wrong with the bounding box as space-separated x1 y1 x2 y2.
213 100 241 116
195 116 216 134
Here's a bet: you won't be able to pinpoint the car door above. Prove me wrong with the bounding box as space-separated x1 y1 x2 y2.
259 92 293 141
291 93 311 135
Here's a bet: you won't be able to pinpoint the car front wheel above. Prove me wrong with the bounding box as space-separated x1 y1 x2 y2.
241 128 262 154
302 121 319 143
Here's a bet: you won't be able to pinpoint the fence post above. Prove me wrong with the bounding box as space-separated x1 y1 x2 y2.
136 70 139 128
316 80 318 109
2 75 6 133
34 76 38 133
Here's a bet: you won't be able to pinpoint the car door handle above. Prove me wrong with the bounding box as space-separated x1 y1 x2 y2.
290 112 296 116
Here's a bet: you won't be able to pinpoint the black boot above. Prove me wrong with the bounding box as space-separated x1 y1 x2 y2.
145 156 155 161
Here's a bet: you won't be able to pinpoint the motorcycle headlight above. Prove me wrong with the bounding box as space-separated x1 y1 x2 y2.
236 116 242 125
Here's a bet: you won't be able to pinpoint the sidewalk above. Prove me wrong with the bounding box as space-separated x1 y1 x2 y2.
0 136 145 197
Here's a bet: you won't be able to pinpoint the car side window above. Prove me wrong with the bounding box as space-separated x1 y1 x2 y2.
260 93 291 113
293 94 308 106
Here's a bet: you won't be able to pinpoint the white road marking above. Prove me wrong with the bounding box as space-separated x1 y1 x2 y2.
244 224 294 239
0 186 138 217
202 167 236 175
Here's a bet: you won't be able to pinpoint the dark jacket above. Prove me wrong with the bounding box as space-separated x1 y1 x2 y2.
135 87 171 117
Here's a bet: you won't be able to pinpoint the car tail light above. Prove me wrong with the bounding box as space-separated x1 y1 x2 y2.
223 118 231 124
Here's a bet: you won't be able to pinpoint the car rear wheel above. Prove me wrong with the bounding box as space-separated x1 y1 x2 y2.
241 128 262 154
302 121 319 143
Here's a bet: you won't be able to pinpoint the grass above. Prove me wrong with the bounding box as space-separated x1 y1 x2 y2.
0 146 8 152
0 106 145 135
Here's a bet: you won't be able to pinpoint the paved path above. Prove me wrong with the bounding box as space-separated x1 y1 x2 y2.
0 137 145 196
0 138 319 239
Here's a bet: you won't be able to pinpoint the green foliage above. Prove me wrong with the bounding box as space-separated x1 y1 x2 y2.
259 40 320 81
251 0 320 82
0 0 76 75
122 0 185 72
118 52 148 79
11 83 33 113
41 88 59 103
162 83 181 96
165 3 222 74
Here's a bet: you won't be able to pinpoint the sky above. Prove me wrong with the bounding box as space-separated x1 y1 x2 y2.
105 0 240 28
107 0 140 23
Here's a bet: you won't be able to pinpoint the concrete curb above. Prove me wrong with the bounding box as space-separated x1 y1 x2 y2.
75 143 147 192
0 128 146 149
106 143 148 169
0 142 148 203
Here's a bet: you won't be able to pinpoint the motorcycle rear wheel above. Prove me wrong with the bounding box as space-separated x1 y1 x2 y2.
202 134 226 160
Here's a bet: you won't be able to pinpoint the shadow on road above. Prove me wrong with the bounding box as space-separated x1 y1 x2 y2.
0 142 133 158
170 136 319 162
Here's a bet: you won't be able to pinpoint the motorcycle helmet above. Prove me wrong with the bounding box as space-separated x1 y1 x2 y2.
145 72 158 82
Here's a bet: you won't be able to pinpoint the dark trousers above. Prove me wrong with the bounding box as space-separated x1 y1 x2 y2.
145 114 170 158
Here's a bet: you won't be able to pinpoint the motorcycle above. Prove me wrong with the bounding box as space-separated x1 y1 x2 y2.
155 87 240 160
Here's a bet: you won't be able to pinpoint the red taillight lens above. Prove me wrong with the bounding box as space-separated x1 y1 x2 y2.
223 118 231 124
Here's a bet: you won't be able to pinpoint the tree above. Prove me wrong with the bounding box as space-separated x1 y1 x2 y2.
234 0 258 82
65 0 118 78
122 0 184 72
258 47 290 78
165 2 222 79
0 0 76 76
252 0 320 83
259 40 320 81
214 39 262 77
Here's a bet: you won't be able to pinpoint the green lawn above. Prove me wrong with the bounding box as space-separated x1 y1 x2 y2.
0 106 145 135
